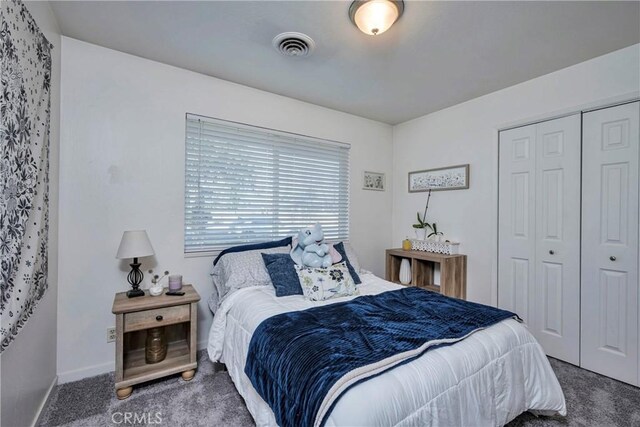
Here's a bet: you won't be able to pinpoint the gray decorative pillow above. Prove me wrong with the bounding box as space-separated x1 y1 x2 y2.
212 246 291 307
295 262 358 302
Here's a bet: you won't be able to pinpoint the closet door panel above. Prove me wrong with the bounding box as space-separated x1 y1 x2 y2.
533 115 581 364
581 101 639 385
499 125 536 324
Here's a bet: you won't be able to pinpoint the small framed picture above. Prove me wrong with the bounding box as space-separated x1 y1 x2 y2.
363 171 385 191
408 164 469 192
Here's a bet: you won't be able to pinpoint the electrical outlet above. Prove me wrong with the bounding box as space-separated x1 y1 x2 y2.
107 327 116 343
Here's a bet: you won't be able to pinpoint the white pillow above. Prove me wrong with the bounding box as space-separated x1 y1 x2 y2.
211 246 291 307
343 242 362 273
295 262 358 302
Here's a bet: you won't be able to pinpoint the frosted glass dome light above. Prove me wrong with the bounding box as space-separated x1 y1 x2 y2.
349 0 404 36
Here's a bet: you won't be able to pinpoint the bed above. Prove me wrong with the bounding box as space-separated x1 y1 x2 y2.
208 259 566 427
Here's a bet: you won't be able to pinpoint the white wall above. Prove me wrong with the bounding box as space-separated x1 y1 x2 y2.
56 31 639 383
57 37 393 382
392 44 640 306
0 2 61 426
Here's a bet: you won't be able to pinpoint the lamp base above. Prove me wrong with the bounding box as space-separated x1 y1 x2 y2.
126 258 145 298
127 288 145 298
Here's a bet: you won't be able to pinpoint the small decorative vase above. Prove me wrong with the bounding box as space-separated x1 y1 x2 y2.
145 327 167 364
149 284 163 297
399 258 412 285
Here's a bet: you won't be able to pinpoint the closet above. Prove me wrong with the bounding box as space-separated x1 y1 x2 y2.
498 101 639 386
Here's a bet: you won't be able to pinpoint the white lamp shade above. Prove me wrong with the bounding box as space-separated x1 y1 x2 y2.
116 230 155 259
353 0 401 36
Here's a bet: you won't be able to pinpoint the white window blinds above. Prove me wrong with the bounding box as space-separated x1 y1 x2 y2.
184 114 350 254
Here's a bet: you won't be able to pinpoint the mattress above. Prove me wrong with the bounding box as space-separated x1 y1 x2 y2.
208 273 567 426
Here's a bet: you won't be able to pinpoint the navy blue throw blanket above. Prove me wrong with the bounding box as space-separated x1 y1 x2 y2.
245 287 517 427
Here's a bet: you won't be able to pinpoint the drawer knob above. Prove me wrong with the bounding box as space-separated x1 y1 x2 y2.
549 250 555 255
610 256 616 261
156 315 163 321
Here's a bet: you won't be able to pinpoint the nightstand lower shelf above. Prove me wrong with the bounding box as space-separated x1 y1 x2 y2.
119 339 195 388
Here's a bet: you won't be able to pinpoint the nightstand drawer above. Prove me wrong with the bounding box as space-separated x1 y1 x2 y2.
124 304 190 332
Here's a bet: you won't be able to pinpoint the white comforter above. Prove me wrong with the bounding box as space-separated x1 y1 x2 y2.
208 273 566 426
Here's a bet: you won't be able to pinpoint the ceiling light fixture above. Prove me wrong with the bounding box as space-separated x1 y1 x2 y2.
349 0 404 36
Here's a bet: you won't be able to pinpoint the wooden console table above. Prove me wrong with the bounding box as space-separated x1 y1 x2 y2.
385 248 467 299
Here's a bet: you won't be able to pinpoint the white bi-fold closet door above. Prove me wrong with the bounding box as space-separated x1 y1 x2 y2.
498 101 640 386
498 114 581 365
581 102 639 385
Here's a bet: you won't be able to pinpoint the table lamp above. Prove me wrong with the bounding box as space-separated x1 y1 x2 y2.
116 230 155 298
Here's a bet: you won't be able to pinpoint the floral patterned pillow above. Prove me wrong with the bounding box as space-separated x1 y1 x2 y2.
295 262 358 301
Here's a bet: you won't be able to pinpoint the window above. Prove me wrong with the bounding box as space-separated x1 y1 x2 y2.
184 114 350 254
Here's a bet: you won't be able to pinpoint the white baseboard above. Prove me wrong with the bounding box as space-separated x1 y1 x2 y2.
57 361 115 384
32 375 57 427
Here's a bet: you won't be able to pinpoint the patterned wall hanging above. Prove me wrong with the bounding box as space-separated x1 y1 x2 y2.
0 0 52 352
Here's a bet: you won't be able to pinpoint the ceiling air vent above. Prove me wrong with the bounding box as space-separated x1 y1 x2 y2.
272 32 316 58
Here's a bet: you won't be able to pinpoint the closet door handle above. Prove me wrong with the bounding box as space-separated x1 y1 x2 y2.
609 256 616 261
549 250 555 255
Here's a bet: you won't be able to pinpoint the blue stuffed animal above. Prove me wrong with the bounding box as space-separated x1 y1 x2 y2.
291 223 332 268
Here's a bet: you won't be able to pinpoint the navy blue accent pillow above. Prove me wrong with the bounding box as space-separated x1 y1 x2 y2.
213 236 292 266
261 253 303 297
333 242 361 284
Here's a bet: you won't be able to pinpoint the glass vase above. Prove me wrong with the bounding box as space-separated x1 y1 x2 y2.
145 327 167 364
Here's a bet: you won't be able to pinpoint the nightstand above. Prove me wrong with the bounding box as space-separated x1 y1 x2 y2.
111 285 200 399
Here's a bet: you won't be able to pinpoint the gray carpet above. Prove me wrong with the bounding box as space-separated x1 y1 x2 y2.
39 351 640 426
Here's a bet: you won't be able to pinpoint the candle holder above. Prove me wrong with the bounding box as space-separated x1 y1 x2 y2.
168 275 183 292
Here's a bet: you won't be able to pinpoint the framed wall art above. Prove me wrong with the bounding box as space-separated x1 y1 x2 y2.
363 171 385 191
408 164 469 192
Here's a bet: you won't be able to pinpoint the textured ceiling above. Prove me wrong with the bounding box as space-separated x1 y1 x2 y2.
50 1 640 124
